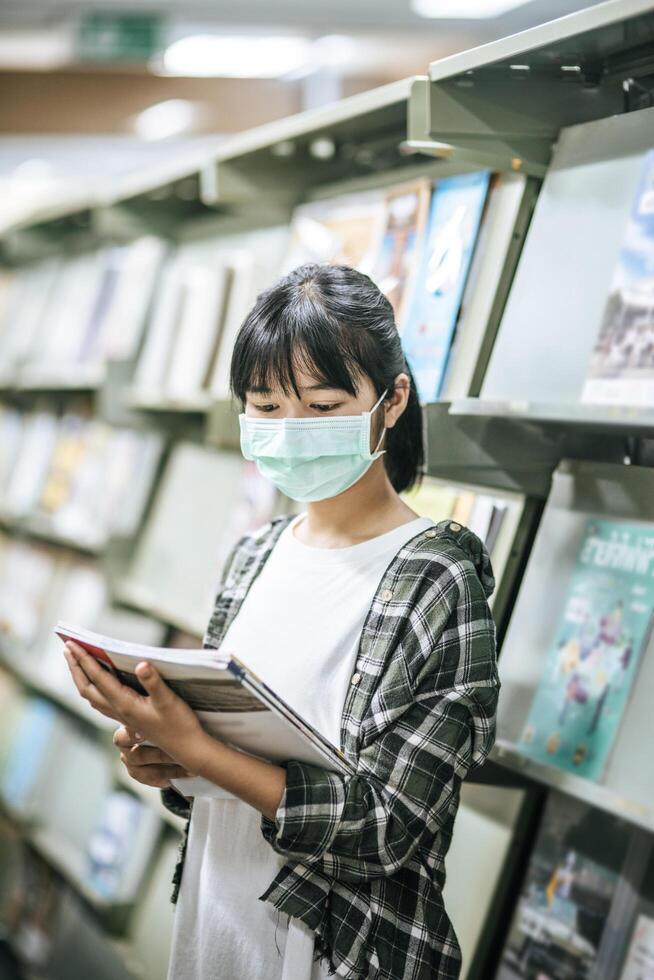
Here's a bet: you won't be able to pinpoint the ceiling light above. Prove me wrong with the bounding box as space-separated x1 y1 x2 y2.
411 0 534 18
156 34 311 78
0 28 73 70
134 100 197 141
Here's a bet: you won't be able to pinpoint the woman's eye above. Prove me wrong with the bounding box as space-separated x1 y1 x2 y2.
253 404 278 413
312 403 341 413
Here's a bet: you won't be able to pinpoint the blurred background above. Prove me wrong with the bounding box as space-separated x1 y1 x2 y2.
1 0 604 227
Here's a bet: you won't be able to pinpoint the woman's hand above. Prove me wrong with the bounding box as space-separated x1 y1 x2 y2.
63 641 206 770
113 727 191 789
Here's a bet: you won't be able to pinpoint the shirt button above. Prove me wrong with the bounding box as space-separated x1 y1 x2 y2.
351 672 361 686
449 522 462 532
425 529 436 538
381 588 393 601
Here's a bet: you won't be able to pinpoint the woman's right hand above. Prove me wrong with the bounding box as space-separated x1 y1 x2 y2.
113 725 191 789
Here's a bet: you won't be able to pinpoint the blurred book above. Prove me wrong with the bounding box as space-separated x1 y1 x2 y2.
0 406 23 497
4 240 165 383
0 697 74 818
99 237 167 362
519 518 654 781
582 150 654 409
165 263 230 398
134 251 228 401
283 189 385 276
208 252 257 399
3 409 59 517
0 260 60 381
85 790 160 902
0 538 59 649
371 178 431 329
30 252 106 372
1 405 162 548
401 171 490 403
35 560 107 694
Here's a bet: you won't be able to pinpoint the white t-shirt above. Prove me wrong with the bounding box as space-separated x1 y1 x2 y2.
167 514 434 980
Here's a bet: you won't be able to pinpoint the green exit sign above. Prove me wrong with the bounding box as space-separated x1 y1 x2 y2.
78 11 163 63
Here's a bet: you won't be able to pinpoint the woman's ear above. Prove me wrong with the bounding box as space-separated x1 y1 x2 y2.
384 373 411 429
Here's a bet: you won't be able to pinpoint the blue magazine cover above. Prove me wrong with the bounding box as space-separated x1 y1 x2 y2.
401 170 490 404
520 518 654 781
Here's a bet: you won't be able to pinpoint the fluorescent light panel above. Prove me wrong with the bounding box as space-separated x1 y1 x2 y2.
412 0 534 18
157 34 312 78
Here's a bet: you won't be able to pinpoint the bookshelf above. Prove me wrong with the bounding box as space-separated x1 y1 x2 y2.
0 2 653 976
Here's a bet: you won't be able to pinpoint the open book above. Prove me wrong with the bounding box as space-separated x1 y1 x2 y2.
54 621 355 799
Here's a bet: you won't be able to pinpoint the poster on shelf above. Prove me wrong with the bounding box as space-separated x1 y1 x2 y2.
495 793 625 980
620 914 654 980
582 150 654 408
401 170 490 404
519 518 654 781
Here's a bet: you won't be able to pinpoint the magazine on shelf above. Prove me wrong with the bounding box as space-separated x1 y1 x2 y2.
582 149 654 408
495 792 626 980
54 621 356 797
401 170 490 404
519 518 654 781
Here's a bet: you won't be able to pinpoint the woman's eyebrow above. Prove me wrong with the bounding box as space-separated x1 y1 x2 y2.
299 384 343 393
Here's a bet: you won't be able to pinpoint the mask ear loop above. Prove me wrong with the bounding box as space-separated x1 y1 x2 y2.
371 388 388 455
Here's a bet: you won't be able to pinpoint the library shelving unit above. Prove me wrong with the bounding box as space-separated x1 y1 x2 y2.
1 2 654 977
413 4 654 978
412 0 654 496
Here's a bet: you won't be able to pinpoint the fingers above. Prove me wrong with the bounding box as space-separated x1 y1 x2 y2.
121 744 177 766
134 661 172 706
113 726 145 749
64 646 123 719
64 642 144 723
120 760 190 789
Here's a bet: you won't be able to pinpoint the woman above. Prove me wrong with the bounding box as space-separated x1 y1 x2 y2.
64 263 499 980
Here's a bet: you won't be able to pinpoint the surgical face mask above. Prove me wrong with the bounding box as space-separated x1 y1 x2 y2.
239 389 387 503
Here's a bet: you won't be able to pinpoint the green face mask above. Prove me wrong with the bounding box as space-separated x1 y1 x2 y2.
239 389 387 503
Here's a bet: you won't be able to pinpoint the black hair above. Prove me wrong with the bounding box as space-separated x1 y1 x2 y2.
230 262 424 494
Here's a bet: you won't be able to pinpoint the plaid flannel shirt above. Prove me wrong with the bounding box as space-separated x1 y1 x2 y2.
161 516 499 980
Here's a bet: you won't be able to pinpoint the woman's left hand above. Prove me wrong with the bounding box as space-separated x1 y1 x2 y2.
64 641 205 769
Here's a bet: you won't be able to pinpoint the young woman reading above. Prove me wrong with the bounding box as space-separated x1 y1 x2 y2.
64 263 499 980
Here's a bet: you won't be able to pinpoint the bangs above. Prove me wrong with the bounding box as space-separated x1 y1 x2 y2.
230 290 370 401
